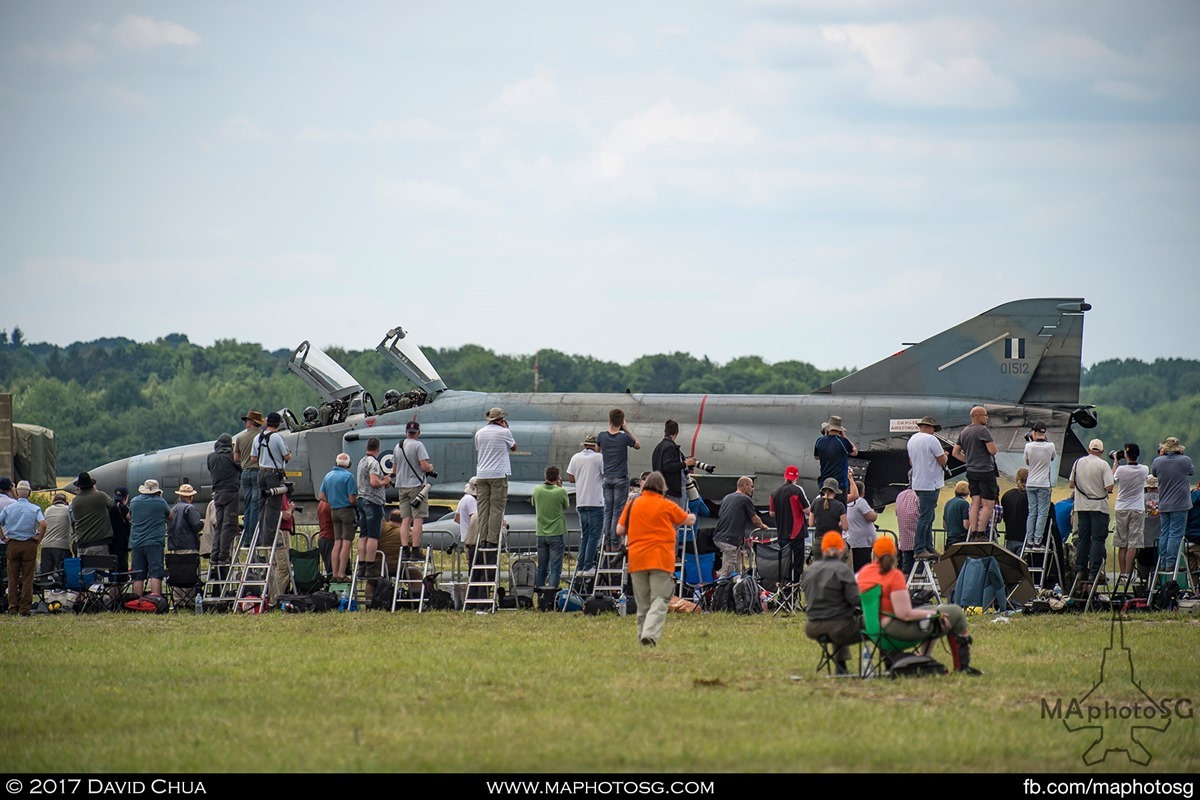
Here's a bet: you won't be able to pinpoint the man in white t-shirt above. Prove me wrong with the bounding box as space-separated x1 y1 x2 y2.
567 434 605 574
1023 422 1057 546
474 407 518 547
1069 439 1115 584
1111 443 1149 579
906 415 948 558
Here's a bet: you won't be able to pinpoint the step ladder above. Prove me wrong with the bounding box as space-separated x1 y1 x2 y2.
1020 533 1061 592
462 531 507 613
906 555 941 603
204 514 285 613
591 542 627 600
1148 537 1195 608
675 523 704 600
348 551 388 611
391 547 432 611
1067 566 1106 612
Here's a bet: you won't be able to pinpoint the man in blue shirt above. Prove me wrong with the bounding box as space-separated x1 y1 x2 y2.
129 479 173 598
319 453 359 582
813 415 857 503
596 408 640 552
0 480 46 615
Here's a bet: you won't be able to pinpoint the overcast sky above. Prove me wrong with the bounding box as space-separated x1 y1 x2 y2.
2 1 1198 373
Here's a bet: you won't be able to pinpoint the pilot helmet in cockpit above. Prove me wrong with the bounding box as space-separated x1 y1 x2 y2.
384 389 402 406
303 406 319 423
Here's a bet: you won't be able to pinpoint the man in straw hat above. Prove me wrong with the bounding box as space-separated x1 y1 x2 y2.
814 415 857 504
167 484 204 554
1152 436 1194 572
474 407 517 551
567 433 605 574
907 415 948 558
129 479 172 597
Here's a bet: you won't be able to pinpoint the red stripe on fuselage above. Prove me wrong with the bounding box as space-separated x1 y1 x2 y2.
689 395 708 457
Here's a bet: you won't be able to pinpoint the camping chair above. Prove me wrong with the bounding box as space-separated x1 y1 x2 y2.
75 554 135 613
752 540 801 615
164 552 204 611
859 585 932 678
289 545 327 594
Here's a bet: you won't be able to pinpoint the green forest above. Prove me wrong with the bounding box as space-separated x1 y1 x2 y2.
0 326 1196 476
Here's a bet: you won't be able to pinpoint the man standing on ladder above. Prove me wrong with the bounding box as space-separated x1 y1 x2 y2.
392 422 436 563
474 408 517 555
951 406 999 541
250 411 292 549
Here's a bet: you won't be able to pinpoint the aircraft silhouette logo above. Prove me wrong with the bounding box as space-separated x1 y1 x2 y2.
1059 607 1170 766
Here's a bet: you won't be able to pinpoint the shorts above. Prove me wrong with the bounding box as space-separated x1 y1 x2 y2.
966 471 999 501
397 486 429 519
130 544 165 581
1113 509 1145 549
357 500 384 540
331 506 358 541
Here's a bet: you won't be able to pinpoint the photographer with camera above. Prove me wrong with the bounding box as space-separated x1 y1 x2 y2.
814 415 857 504
597 408 641 553
651 420 696 508
318 453 358 582
250 411 293 547
356 437 392 581
392 420 437 562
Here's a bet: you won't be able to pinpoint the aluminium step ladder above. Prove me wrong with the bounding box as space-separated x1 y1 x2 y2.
204 514 285 613
906 555 942 603
347 551 388 611
391 547 433 611
462 530 507 614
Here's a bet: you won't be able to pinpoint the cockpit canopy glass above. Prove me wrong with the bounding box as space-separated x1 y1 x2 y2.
288 341 365 403
376 326 447 397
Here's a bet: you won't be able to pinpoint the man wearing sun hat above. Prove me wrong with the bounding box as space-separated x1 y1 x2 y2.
1152 436 1194 573
70 471 115 558
166 484 204 554
233 409 266 547
907 415 949 558
129 479 173 597
801 531 861 675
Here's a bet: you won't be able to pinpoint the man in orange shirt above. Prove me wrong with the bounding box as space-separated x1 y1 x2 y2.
856 537 980 674
617 471 695 647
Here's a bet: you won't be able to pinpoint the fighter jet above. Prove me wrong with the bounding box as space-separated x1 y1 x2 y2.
87 298 1094 543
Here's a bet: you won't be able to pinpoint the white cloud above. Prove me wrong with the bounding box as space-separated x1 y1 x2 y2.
496 64 558 110
374 177 478 213
299 118 441 143
217 115 269 141
11 42 95 65
589 101 758 180
113 15 200 49
822 22 1020 108
104 85 151 109
1090 80 1163 103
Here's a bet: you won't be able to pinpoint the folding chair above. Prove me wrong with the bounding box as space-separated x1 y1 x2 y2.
164 553 204 611
75 554 134 613
752 540 801 615
289 547 327 594
859 585 930 678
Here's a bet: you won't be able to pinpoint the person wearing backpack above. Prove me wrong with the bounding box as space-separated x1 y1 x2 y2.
617 472 695 647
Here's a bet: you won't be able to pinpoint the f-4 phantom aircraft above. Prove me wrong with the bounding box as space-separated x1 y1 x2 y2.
88 298 1095 538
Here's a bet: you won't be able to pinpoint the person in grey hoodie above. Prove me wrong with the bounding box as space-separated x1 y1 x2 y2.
207 433 242 566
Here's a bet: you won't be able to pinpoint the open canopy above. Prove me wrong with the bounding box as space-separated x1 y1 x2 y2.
376 325 447 398
287 341 364 404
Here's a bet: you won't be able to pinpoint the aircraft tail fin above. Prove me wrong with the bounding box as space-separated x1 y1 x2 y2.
818 298 1089 405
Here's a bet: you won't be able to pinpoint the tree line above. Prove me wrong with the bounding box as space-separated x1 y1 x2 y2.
0 332 1195 475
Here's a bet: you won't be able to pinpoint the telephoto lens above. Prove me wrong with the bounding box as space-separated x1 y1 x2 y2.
694 461 717 474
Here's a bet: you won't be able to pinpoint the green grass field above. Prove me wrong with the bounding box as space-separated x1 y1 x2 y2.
2 606 1197 774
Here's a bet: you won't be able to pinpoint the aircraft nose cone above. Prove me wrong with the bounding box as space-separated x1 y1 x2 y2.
87 458 132 497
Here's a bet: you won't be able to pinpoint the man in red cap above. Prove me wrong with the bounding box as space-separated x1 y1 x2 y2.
770 465 810 581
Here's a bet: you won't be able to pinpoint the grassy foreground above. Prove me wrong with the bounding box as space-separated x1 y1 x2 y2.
2 608 1197 774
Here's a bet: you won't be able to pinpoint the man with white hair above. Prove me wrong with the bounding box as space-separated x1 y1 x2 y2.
319 452 358 582
1069 439 1115 587
0 480 46 615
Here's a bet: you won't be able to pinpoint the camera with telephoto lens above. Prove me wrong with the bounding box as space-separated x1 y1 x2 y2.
685 475 701 502
693 461 717 474
262 481 294 498
410 483 432 509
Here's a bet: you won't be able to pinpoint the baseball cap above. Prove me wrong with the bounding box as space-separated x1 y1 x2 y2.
820 531 845 552
783 465 799 481
406 420 421 433
873 537 897 558
1088 438 1104 453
